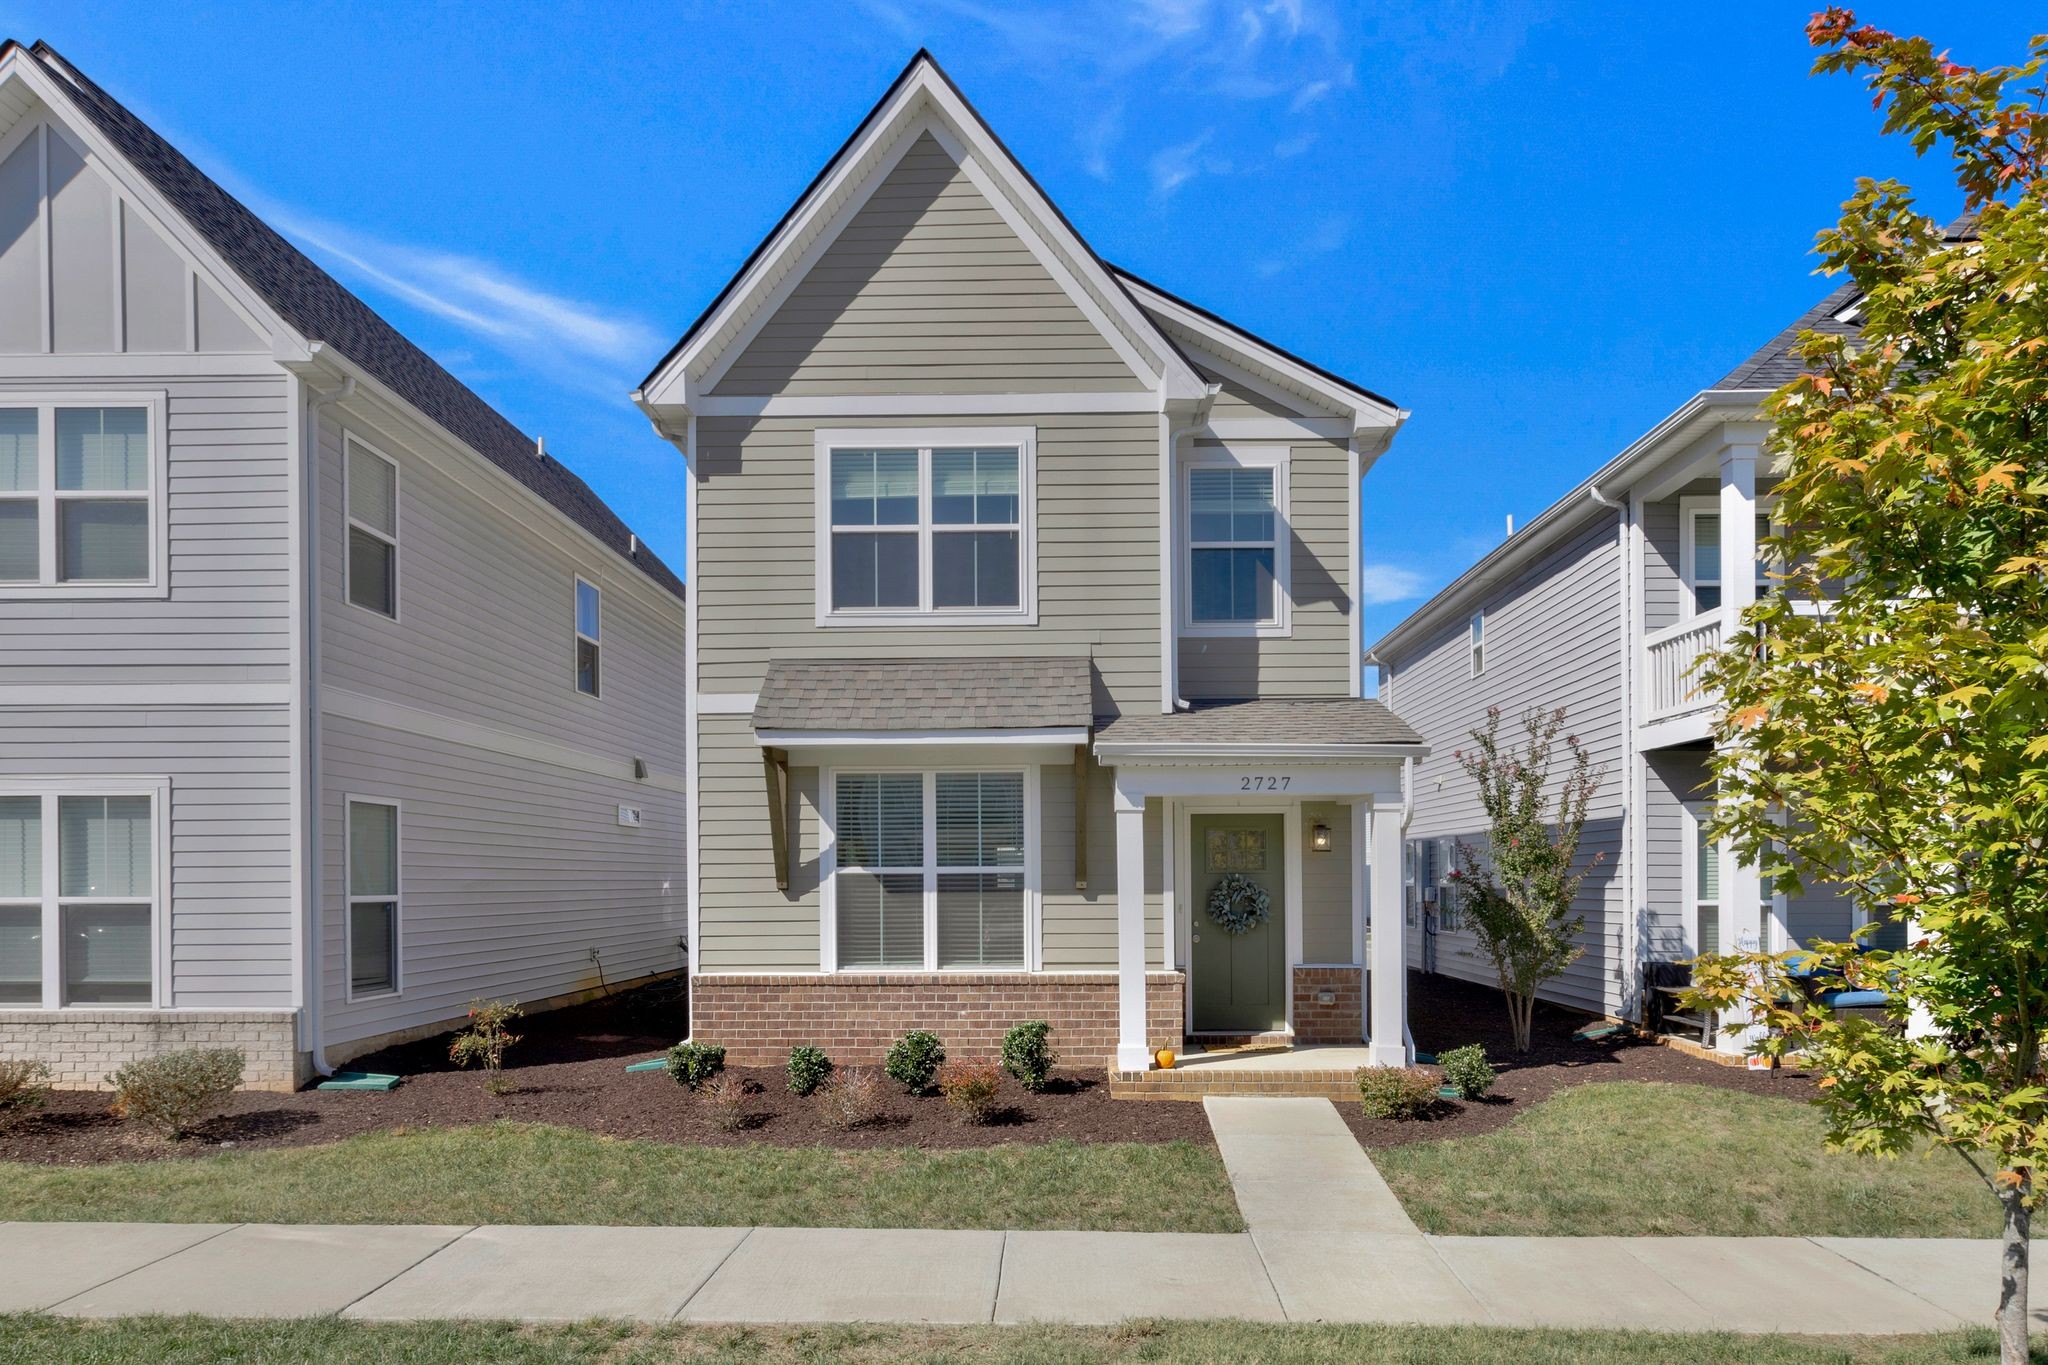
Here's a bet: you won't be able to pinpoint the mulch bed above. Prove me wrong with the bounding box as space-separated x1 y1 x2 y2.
1339 970 1816 1150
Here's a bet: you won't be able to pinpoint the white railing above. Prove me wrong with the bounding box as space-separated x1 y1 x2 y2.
1642 615 1722 722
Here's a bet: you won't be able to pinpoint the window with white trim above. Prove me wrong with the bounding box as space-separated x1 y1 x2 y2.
0 399 163 592
0 784 160 1008
1183 448 1288 633
1468 610 1485 676
1684 801 1720 956
347 799 400 997
830 770 1029 971
574 577 602 697
1682 500 1772 617
816 428 1034 625
346 438 399 618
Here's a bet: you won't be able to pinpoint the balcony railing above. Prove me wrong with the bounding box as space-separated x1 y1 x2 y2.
1643 615 1722 723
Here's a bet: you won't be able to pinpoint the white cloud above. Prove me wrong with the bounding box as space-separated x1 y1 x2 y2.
1150 131 1222 196
1254 212 1350 276
1288 78 1333 112
1132 0 1211 40
1356 562 1429 606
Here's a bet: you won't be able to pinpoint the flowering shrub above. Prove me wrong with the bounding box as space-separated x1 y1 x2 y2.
449 999 524 1093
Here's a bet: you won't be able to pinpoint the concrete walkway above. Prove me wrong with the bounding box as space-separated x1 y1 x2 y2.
0 1097 2039 1331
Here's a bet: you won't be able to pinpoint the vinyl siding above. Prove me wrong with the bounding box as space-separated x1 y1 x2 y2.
0 704 294 1008
1643 744 1709 961
713 133 1141 397
1382 508 1628 1016
1299 801 1354 962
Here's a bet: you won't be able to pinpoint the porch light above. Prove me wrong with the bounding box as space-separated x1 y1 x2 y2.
1310 821 1333 852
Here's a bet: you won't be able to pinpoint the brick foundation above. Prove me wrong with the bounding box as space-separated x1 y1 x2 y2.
1291 965 1363 1044
0 1010 301 1092
690 972 1186 1065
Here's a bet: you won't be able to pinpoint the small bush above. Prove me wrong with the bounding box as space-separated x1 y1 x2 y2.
0 1059 52 1129
449 999 523 1093
938 1060 1003 1125
819 1067 884 1130
666 1041 726 1091
1355 1065 1441 1120
884 1030 945 1095
786 1045 833 1097
704 1074 756 1132
108 1048 244 1139
1439 1043 1496 1100
999 1020 1057 1093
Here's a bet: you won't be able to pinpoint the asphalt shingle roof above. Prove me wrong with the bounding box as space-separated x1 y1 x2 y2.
752 658 1095 733
1095 699 1422 748
20 41 683 601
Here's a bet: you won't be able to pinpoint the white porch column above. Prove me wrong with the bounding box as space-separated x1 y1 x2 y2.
1367 800 1410 1067
1113 778 1152 1072
1716 440 1767 1055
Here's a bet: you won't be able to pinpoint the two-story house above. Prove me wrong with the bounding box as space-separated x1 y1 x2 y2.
1365 245 1958 1053
0 41 689 1088
635 53 1426 1076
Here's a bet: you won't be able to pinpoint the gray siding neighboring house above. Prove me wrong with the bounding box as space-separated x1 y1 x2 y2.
0 40 686 1086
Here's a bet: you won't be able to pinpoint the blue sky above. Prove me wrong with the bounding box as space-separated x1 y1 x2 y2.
3 1 2036 645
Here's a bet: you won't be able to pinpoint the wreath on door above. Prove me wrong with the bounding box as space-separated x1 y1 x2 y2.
1207 871 1272 936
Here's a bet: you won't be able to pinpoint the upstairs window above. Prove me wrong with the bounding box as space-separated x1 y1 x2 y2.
0 399 163 594
575 577 602 697
346 437 399 618
816 428 1034 625
1683 502 1772 617
1469 611 1485 676
1184 450 1289 634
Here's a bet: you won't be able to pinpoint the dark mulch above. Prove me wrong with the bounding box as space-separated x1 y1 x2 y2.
1338 970 1817 1150
0 984 1212 1166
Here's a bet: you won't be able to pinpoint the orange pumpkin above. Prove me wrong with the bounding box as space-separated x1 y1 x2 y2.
1154 1048 1176 1070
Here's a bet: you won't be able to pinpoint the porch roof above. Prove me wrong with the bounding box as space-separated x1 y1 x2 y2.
1094 699 1424 761
751 657 1094 736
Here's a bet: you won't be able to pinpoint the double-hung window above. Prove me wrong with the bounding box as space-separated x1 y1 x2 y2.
0 781 163 1009
346 437 399 618
347 799 400 998
817 428 1034 625
1685 801 1720 956
829 770 1031 971
1468 611 1485 676
574 577 602 697
1682 499 1772 617
1184 448 1288 634
0 395 165 595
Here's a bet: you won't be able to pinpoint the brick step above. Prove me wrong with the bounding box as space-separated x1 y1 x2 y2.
1106 1065 1363 1102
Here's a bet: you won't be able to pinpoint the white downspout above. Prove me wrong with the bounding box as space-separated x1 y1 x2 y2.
1160 397 1214 712
1588 483 1635 1021
301 374 353 1077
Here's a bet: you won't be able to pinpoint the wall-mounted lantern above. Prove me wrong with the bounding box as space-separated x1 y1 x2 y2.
1309 821 1333 853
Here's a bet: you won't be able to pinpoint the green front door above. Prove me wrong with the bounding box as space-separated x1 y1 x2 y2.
1189 813 1286 1034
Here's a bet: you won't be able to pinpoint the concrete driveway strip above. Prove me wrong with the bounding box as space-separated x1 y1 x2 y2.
1620 1236 1965 1335
50 1224 471 1319
1816 1238 2046 1329
994 1231 1284 1324
1430 1236 1718 1330
0 1222 233 1312
345 1225 750 1323
677 1227 1004 1324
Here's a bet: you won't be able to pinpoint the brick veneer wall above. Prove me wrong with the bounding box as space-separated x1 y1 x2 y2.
0 1010 300 1091
691 972 1186 1065
1291 965 1363 1045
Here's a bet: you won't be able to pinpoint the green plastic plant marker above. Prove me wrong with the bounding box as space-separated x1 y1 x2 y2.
625 1059 668 1073
316 1071 400 1091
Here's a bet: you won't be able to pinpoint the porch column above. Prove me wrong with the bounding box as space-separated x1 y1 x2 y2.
1113 778 1152 1072
1715 441 1768 1056
1367 800 1410 1067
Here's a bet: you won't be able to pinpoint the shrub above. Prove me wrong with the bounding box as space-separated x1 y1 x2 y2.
1439 1044 1496 1100
938 1061 1003 1125
999 1020 1057 1093
786 1045 833 1097
666 1041 726 1091
107 1048 244 1139
884 1030 945 1095
0 1059 52 1129
1355 1065 1441 1120
448 999 524 1093
819 1067 884 1130
704 1074 756 1132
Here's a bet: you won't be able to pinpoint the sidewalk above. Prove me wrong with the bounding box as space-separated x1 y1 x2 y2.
0 1098 2038 1332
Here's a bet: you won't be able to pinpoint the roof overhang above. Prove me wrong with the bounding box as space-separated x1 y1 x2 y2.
758 727 1089 749
1093 740 1427 765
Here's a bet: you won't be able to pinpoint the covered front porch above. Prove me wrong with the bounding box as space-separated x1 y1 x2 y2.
1093 700 1426 1084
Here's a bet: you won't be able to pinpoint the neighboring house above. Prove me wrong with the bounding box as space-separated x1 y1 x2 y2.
1365 253 1950 1051
0 41 688 1089
634 52 1425 1073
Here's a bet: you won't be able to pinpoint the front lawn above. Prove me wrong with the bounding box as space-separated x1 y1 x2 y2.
0 1316 2033 1364
1376 1081 2005 1238
0 1122 1241 1233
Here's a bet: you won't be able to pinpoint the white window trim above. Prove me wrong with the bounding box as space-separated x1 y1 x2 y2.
0 775 170 1010
1179 443 1291 638
813 426 1038 628
1678 494 1775 622
1681 799 1719 958
344 795 403 1002
818 764 1042 973
0 391 169 600
1468 610 1485 677
343 433 401 622
573 574 602 699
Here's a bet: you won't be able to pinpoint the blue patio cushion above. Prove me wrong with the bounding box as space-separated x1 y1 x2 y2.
1816 988 1889 1010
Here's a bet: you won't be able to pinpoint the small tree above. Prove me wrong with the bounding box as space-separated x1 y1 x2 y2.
1689 13 2048 1361
1449 706 1604 1051
449 999 523 1094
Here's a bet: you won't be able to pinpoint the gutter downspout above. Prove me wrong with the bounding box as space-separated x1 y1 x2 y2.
1160 391 1217 713
1587 483 1636 1021
301 374 354 1077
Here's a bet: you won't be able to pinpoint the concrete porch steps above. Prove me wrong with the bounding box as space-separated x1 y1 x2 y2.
1107 1045 1372 1100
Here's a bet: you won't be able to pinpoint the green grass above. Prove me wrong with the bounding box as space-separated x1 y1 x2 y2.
0 1316 2036 1364
1377 1082 2006 1237
0 1123 1240 1233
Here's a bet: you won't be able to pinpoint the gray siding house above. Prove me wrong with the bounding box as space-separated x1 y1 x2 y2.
1368 282 1909 1051
0 42 687 1087
636 52 1426 1073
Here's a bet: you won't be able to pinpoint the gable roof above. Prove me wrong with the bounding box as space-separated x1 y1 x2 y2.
7 39 682 601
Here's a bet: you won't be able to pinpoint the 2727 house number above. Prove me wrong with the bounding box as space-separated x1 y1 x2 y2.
1239 775 1291 791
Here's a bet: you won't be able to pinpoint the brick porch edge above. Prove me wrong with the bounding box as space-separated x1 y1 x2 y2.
690 972 1186 1065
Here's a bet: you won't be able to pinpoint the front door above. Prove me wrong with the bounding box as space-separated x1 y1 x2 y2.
1189 813 1286 1034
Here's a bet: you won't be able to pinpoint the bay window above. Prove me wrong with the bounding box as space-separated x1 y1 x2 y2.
0 396 165 595
1184 448 1289 633
0 782 163 1009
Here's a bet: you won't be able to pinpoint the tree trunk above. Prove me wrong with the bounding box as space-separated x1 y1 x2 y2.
1997 1170 2031 1365
1504 989 1533 1051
